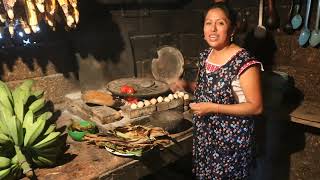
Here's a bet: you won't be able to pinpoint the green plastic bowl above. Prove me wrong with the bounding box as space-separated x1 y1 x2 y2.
71 119 97 134
68 129 86 141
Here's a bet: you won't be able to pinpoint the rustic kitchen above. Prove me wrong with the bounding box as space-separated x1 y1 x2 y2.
0 0 319 179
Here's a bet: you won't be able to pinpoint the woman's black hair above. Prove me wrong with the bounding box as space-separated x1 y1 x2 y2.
204 2 237 29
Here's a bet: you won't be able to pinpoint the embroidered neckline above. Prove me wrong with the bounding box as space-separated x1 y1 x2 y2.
204 48 246 74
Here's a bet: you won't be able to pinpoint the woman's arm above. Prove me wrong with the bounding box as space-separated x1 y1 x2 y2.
190 65 263 116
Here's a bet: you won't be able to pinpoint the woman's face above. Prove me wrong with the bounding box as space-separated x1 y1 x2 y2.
203 8 233 50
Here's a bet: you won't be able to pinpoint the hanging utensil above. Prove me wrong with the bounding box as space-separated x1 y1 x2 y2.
298 0 312 46
254 0 267 38
309 0 320 47
266 0 280 30
283 0 294 34
291 0 302 29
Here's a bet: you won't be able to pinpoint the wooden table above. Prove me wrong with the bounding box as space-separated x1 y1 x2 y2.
290 101 320 128
31 111 193 180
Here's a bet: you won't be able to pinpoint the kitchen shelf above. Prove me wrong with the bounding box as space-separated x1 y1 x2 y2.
290 101 320 128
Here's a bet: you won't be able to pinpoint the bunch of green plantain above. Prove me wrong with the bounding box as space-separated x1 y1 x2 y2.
0 79 63 179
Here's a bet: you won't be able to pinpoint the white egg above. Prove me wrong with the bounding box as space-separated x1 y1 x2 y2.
157 96 163 103
178 91 185 98
173 93 179 99
168 94 174 100
137 101 144 108
130 103 137 109
183 94 189 100
144 100 151 107
175 91 180 95
150 98 157 105
164 97 170 102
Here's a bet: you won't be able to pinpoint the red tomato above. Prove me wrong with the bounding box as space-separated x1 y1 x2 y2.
120 85 135 94
126 97 138 104
120 85 130 94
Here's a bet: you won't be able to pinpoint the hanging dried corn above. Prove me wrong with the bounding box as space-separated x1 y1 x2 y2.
34 0 44 13
0 0 78 36
25 0 38 33
45 0 56 15
0 1 7 23
14 0 31 34
2 0 16 19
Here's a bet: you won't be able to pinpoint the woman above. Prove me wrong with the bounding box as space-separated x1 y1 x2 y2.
171 2 263 179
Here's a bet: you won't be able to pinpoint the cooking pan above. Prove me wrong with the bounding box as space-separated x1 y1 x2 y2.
106 77 169 98
147 110 192 134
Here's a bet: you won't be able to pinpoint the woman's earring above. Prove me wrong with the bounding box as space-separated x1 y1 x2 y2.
230 35 234 42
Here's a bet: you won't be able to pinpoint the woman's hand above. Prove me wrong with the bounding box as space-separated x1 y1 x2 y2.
189 102 216 116
169 79 187 92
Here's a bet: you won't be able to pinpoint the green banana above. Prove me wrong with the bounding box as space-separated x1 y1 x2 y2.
0 103 17 144
0 90 13 115
0 167 11 179
34 146 60 155
0 156 11 169
16 117 24 147
22 110 34 130
9 163 22 180
37 155 55 166
13 80 33 102
18 80 34 92
32 131 61 149
32 156 45 167
44 124 56 136
36 112 52 123
13 99 24 123
28 98 45 113
31 90 44 99
0 82 13 111
0 133 10 144
10 155 18 165
34 150 58 160
23 117 46 147
0 81 13 103
6 116 22 146
24 112 52 147
12 87 24 106
14 145 32 177
0 120 9 136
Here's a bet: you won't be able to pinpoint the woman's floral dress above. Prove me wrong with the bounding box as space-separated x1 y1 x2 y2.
192 48 259 180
